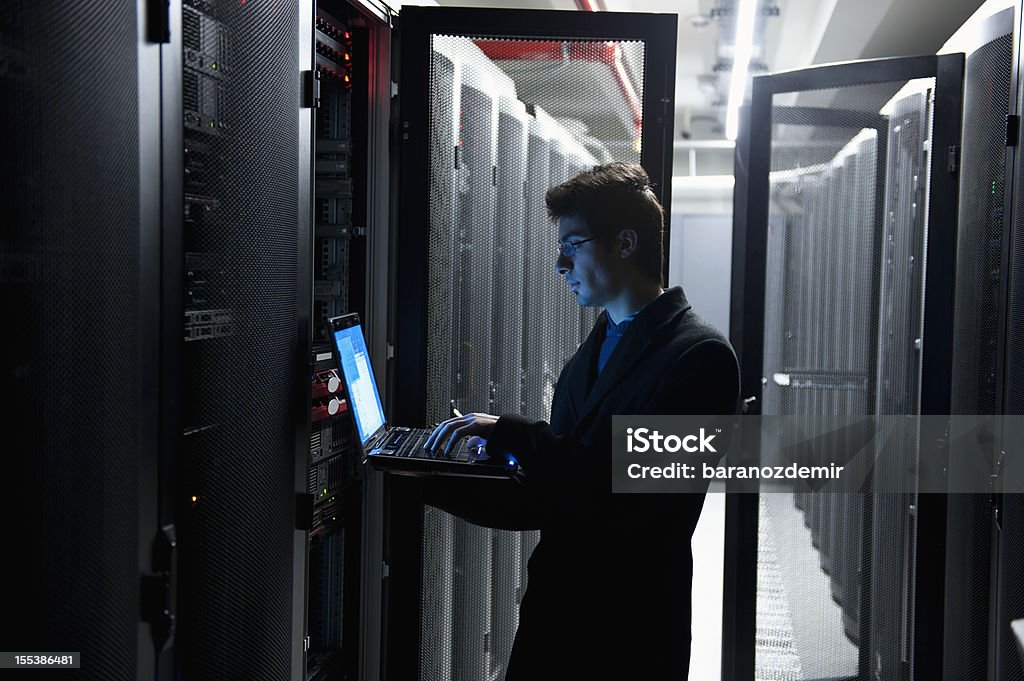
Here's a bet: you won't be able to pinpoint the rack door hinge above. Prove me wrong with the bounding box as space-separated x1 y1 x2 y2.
302 70 321 109
141 524 177 652
1007 114 1020 147
947 145 959 174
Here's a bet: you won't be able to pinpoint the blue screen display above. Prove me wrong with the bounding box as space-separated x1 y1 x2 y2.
332 324 386 445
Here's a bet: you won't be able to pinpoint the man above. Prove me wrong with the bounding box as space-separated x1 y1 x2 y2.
424 162 740 679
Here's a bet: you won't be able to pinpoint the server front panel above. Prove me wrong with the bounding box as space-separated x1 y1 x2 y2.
176 1 305 678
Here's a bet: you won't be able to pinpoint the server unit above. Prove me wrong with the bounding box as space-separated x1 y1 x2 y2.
301 3 395 679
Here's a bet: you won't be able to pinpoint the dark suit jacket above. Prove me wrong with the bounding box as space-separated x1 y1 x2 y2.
424 287 740 679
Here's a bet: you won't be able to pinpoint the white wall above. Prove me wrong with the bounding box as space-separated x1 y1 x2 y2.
669 189 734 681
668 210 733 338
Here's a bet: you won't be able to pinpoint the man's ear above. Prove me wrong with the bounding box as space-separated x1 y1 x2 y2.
618 229 639 259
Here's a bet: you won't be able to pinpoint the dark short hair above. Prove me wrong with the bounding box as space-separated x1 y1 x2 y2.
545 162 665 283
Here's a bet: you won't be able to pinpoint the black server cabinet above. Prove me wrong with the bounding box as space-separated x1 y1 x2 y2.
999 3 1024 680
166 0 311 678
387 7 676 680
729 54 964 681
944 8 1015 681
1 1 164 678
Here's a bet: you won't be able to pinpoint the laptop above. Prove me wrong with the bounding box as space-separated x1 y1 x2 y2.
327 313 521 479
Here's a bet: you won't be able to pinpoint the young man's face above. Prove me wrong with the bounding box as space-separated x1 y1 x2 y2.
555 214 624 308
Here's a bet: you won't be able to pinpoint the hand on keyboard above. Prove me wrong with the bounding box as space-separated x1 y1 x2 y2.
423 412 499 458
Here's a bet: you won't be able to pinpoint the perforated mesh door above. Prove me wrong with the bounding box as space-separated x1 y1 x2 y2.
0 2 142 677
1000 19 1024 680
756 79 937 680
421 34 646 680
176 1 302 678
944 30 1013 681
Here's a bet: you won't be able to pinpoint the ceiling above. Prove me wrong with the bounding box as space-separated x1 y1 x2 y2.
395 0 989 176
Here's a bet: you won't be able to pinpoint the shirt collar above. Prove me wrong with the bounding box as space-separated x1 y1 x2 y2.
604 289 665 330
605 313 635 337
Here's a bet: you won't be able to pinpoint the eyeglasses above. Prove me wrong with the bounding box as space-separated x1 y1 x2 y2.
556 236 598 258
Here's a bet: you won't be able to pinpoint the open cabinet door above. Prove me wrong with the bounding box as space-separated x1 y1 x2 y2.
386 7 675 680
727 54 966 681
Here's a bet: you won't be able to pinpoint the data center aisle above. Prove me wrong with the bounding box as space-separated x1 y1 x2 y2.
760 492 858 680
690 487 859 681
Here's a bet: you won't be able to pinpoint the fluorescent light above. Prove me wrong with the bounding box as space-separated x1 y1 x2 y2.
725 0 759 141
672 175 736 190
673 140 736 150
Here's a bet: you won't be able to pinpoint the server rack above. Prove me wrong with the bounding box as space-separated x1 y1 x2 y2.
302 3 394 680
729 54 965 681
1 1 164 678
167 2 394 679
168 0 311 679
943 9 1016 681
998 3 1024 679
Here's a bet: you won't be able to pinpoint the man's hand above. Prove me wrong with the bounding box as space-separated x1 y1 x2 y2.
424 412 499 458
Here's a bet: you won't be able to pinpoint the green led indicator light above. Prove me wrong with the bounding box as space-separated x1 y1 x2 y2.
211 62 218 70
209 120 216 128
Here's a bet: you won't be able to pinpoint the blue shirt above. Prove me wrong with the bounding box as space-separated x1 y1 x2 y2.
597 313 635 374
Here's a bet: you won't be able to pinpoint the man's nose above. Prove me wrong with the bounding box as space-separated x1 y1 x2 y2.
555 253 571 276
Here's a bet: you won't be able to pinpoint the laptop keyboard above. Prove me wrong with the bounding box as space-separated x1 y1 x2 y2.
382 429 472 462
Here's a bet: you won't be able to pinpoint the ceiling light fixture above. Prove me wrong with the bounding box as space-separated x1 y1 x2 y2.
725 0 759 141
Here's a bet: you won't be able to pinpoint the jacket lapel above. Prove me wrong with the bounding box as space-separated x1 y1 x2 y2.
564 311 606 419
571 288 692 434
574 326 652 431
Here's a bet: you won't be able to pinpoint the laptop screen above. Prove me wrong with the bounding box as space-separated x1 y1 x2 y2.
332 323 386 445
